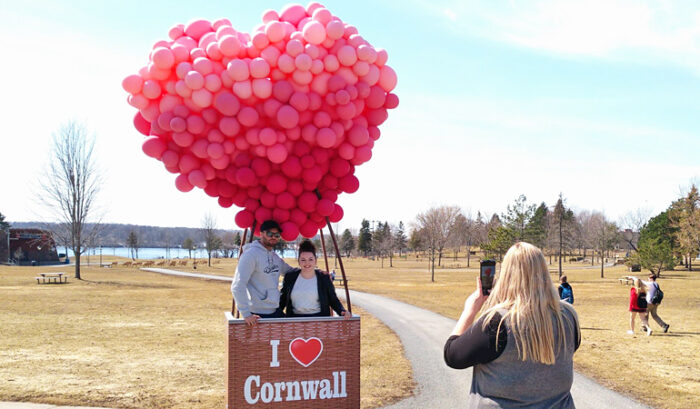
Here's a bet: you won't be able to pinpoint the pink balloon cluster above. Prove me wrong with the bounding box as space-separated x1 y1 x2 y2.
123 3 398 240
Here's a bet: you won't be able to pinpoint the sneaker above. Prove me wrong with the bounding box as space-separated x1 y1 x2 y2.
627 330 635 335
663 324 670 333
646 328 653 336
641 325 648 332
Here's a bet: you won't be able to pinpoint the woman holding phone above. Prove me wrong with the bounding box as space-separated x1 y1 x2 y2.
444 242 581 408
278 240 350 318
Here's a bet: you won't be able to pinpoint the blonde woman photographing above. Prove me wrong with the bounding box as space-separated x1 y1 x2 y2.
444 242 581 409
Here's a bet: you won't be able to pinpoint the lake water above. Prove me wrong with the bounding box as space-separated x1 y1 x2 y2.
64 247 297 260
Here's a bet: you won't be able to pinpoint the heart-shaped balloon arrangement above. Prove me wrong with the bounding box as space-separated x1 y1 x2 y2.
122 3 398 240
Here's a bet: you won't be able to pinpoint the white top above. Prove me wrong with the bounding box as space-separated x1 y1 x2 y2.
291 274 321 314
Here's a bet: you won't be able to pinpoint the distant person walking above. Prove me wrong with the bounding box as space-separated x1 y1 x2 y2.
444 242 581 408
558 275 574 304
626 277 652 336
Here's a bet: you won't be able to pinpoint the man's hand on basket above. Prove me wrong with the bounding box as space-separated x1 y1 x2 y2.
245 314 260 326
340 310 352 320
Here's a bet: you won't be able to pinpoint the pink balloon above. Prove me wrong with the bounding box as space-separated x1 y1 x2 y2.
142 137 166 158
133 112 151 135
277 105 299 129
175 174 194 192
124 4 400 229
302 21 326 45
267 144 288 164
236 167 257 187
122 75 143 94
255 207 273 223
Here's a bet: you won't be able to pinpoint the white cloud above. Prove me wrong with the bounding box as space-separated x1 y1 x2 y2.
411 0 700 73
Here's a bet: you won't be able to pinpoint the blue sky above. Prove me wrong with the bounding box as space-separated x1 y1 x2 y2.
1 0 699 231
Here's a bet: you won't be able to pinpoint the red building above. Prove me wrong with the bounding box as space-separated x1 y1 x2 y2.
8 228 60 265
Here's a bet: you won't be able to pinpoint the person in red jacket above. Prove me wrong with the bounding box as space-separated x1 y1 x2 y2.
627 277 652 336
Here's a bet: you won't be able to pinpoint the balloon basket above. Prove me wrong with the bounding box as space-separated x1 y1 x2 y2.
225 313 361 408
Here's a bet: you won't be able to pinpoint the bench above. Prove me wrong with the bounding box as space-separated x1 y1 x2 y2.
333 278 348 287
35 272 68 284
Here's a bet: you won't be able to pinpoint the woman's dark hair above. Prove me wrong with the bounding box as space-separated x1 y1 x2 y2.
298 240 317 258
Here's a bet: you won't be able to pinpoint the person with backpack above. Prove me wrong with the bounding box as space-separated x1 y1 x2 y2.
626 278 652 336
642 274 669 333
558 275 574 304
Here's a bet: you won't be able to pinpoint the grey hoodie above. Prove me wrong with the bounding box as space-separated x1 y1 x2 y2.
231 240 292 318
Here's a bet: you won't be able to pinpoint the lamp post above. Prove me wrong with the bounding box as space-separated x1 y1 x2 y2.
99 245 103 267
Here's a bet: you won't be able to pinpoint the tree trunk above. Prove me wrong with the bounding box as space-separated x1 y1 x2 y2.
600 251 605 278
74 251 81 280
208 254 212 267
467 239 472 268
431 248 435 282
389 253 393 267
438 249 443 266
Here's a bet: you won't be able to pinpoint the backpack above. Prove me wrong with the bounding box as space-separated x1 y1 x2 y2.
651 283 664 304
560 285 574 304
637 292 648 309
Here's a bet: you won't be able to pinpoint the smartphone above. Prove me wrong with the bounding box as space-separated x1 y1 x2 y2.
480 259 496 296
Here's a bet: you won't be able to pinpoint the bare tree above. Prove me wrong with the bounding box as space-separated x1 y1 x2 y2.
414 205 461 282
39 121 102 279
590 211 620 278
201 213 221 266
619 207 652 252
127 230 139 260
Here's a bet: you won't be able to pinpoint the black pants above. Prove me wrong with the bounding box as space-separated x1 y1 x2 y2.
255 310 285 318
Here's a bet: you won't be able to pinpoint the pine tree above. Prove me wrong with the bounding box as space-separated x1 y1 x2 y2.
357 219 372 256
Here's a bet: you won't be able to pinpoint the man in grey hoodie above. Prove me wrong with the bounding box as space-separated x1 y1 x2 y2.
232 220 292 326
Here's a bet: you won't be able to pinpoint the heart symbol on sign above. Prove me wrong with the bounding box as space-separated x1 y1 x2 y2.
122 3 398 240
289 337 323 367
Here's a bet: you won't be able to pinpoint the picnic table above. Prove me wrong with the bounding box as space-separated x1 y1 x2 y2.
618 277 632 285
35 272 68 284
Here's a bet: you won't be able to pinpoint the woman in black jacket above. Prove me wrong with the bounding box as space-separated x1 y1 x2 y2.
279 240 350 318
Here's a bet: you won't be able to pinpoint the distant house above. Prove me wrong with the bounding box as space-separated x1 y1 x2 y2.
8 228 60 265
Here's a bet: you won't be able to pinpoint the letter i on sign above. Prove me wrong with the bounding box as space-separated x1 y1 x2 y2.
270 340 280 367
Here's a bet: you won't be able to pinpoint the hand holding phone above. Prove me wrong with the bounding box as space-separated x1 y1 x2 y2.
480 260 496 296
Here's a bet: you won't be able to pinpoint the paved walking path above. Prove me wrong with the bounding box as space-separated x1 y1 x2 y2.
3 268 652 409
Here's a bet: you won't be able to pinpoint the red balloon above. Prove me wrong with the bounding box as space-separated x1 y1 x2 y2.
235 209 255 228
300 220 318 238
218 196 234 208
330 204 344 223
316 198 335 216
273 208 291 223
330 158 350 177
235 167 257 187
266 173 288 194
260 191 277 208
276 192 296 209
280 222 300 241
290 208 308 226
339 174 359 193
255 207 273 223
281 156 303 178
297 191 318 213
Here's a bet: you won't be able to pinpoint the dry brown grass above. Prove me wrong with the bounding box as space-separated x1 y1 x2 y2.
0 263 413 408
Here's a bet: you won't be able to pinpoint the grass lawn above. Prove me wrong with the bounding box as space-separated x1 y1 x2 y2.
0 262 413 409
334 254 699 409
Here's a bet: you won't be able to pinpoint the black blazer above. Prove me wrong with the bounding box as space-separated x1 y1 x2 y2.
279 268 346 317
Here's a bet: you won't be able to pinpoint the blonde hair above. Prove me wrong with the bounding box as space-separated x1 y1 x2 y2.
634 278 646 293
481 242 576 365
